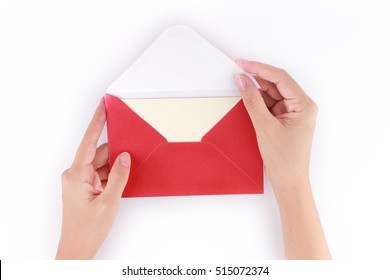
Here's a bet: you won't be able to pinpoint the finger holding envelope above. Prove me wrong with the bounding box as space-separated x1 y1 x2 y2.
236 59 316 119
72 98 107 169
69 98 130 195
93 143 110 185
236 59 306 100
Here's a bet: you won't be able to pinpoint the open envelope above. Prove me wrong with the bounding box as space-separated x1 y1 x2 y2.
104 25 263 197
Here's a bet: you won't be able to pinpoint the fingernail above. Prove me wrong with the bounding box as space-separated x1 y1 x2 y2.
99 97 105 107
236 58 247 66
119 152 130 168
235 75 247 91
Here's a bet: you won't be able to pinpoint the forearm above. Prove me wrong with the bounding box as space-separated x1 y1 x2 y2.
273 178 331 260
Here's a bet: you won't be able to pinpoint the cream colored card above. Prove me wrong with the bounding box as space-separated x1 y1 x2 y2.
124 97 240 142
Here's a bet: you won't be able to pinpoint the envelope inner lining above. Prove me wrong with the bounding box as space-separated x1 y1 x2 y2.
123 97 241 142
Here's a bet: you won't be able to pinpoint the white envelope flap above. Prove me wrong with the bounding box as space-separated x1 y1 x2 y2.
106 25 244 97
106 25 254 142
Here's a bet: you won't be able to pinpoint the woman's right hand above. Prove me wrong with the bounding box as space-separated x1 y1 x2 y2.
236 59 331 259
235 59 318 192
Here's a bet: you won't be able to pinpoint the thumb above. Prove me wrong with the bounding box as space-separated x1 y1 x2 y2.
235 75 273 133
101 152 131 201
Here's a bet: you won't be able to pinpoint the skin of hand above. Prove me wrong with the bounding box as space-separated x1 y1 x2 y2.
236 59 331 259
56 99 131 260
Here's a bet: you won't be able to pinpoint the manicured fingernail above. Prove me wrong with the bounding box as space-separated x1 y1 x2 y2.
98 97 105 107
236 58 247 66
235 75 247 91
119 152 130 168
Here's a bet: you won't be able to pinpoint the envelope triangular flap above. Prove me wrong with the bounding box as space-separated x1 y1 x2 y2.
106 25 244 98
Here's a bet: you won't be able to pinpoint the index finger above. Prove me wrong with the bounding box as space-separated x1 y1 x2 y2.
237 59 305 100
73 98 106 167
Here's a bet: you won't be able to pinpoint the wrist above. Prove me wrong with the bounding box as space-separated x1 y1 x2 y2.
269 174 314 214
267 167 312 199
56 234 95 260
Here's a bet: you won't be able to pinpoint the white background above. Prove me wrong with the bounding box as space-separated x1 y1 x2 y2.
0 0 389 261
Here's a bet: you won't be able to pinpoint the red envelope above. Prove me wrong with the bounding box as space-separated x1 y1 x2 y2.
104 26 263 197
